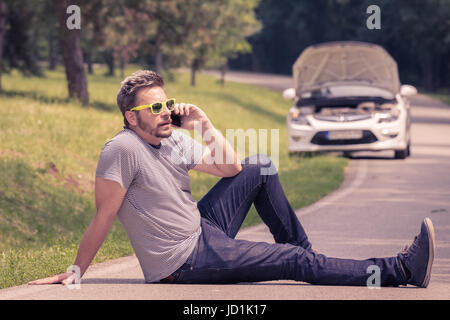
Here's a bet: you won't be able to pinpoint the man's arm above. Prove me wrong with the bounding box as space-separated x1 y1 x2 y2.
173 103 242 177
193 120 242 177
28 177 126 285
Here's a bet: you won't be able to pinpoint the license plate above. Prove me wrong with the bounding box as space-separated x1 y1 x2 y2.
327 130 363 140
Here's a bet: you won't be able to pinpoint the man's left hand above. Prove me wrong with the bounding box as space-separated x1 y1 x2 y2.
173 103 211 131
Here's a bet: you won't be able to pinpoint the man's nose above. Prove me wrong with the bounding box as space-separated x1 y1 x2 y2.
158 106 171 119
161 104 171 116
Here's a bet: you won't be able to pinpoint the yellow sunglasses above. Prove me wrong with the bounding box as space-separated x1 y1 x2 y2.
129 98 176 114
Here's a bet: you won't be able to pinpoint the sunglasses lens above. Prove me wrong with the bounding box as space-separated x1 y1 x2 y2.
152 102 163 114
166 99 175 111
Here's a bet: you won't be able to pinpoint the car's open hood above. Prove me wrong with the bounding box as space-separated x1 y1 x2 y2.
293 41 400 97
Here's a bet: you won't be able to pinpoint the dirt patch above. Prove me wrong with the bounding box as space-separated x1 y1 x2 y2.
47 162 60 179
64 174 80 190
35 161 92 195
0 150 25 158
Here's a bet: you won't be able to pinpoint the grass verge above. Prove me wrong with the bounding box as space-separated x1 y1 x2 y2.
425 91 450 106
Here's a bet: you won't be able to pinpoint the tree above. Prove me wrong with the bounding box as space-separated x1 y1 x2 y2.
81 0 118 76
136 0 187 74
204 0 261 86
129 0 260 86
171 0 260 86
1 0 45 80
0 1 7 91
36 0 60 71
57 0 89 104
101 6 152 79
80 0 154 78
387 0 450 90
181 0 227 86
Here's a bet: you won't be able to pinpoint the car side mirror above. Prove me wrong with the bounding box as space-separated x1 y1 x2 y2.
282 88 296 100
400 84 418 96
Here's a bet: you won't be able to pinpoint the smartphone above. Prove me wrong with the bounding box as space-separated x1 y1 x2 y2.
170 113 182 127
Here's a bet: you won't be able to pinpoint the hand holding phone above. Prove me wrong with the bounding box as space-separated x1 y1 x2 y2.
172 102 210 130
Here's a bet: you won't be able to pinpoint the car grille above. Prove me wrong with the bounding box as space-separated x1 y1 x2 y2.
310 130 378 145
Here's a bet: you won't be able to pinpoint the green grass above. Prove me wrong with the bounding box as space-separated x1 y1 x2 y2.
0 66 348 289
425 90 450 105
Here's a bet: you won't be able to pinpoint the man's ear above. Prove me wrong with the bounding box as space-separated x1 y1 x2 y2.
125 110 138 127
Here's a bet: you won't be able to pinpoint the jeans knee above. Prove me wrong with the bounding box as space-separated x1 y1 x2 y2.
241 154 277 176
242 154 272 167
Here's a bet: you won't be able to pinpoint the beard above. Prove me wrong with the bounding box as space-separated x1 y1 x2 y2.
136 112 172 138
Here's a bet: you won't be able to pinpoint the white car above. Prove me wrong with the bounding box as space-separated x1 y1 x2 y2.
284 41 417 159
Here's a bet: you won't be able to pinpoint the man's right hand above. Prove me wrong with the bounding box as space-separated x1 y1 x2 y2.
28 272 76 286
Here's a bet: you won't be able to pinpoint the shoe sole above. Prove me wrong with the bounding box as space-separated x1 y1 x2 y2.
421 217 435 288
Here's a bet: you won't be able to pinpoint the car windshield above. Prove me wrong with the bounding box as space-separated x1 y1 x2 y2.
301 85 394 100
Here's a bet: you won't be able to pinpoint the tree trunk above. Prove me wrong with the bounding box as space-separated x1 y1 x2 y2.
434 53 441 90
57 0 89 105
190 62 197 87
420 50 434 92
154 1 163 75
103 51 115 77
48 32 57 70
120 56 125 80
85 50 93 75
220 63 228 88
0 1 7 92
155 33 163 74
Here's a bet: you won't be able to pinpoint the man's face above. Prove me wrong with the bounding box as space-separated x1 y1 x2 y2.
132 86 172 140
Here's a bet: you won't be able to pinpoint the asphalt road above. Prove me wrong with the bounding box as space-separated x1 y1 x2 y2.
1 71 449 300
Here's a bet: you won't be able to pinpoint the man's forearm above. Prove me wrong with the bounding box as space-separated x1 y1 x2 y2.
201 120 242 176
73 212 116 277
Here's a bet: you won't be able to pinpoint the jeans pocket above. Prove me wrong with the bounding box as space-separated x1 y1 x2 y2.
172 243 199 282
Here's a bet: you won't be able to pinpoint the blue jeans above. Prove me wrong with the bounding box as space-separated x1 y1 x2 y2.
172 155 407 286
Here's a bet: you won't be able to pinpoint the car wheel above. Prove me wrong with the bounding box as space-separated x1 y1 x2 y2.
394 149 408 159
406 142 411 157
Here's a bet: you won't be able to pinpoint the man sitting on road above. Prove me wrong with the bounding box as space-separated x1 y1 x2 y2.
29 70 435 287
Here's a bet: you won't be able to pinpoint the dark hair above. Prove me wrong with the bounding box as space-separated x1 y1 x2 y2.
116 70 164 128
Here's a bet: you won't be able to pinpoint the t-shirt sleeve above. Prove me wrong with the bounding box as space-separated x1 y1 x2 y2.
175 131 207 171
95 140 139 190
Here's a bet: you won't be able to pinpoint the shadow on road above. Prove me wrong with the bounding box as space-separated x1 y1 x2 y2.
344 155 395 160
80 279 430 289
82 278 146 284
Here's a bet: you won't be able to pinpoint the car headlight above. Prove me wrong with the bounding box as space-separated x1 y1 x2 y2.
378 108 400 123
289 110 311 126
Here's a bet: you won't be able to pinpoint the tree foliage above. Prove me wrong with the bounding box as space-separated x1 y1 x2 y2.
230 0 450 90
102 6 152 79
1 0 448 93
166 0 261 86
1 0 45 77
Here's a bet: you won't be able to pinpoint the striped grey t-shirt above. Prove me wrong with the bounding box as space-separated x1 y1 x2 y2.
95 127 206 283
